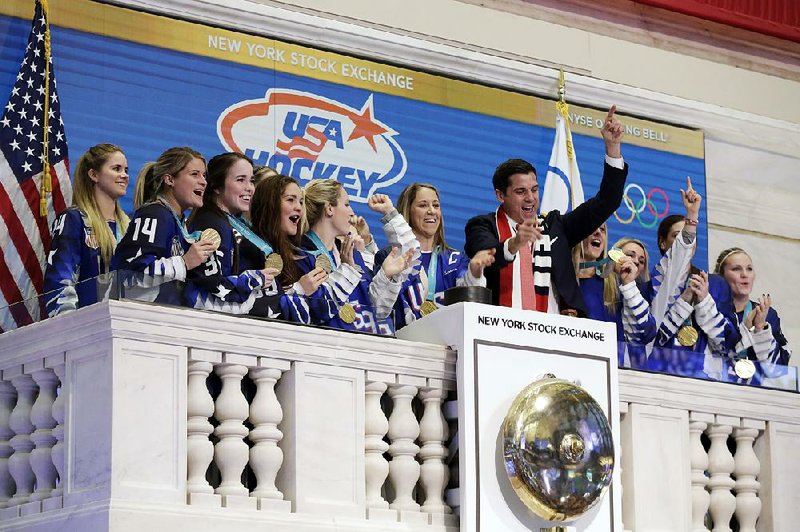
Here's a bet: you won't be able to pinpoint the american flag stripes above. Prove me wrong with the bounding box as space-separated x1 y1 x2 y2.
0 0 71 332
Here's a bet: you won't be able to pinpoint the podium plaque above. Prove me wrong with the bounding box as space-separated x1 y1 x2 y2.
398 302 621 531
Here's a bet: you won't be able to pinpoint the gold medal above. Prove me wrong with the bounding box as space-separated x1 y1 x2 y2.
420 300 438 316
607 248 626 264
200 228 222 250
734 359 756 380
676 325 699 347
264 252 284 273
315 253 332 274
338 302 356 324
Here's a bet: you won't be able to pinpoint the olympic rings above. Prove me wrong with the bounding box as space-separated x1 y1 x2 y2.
614 183 669 228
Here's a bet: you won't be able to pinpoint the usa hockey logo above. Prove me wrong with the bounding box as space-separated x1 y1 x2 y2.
217 89 407 201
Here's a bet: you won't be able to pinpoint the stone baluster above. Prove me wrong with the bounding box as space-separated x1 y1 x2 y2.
689 413 712 531
7 370 37 506
0 379 16 508
707 420 736 532
248 361 290 513
213 362 250 500
443 398 459 517
49 363 65 500
419 386 451 520
187 360 215 497
733 423 763 532
618 403 628 532
364 380 390 512
387 384 420 513
29 367 58 501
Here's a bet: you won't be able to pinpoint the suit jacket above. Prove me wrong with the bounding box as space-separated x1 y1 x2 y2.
464 161 628 316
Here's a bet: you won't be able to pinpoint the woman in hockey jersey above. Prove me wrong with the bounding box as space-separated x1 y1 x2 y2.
649 179 739 379
713 247 791 384
183 152 283 315
374 183 494 329
237 173 327 323
110 146 216 305
300 180 416 334
44 144 131 316
577 225 656 367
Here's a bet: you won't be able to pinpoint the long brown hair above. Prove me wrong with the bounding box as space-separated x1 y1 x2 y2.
71 143 130 267
189 152 253 223
250 174 304 286
396 183 451 250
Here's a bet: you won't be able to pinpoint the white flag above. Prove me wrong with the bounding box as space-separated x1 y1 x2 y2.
540 107 583 214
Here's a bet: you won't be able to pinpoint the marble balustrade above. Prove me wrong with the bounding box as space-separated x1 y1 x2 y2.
0 300 798 531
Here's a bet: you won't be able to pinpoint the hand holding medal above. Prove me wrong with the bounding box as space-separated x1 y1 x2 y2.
614 253 638 285
184 234 219 270
264 252 284 274
315 253 332 274
299 267 328 294
200 228 222 250
260 267 281 286
676 271 709 347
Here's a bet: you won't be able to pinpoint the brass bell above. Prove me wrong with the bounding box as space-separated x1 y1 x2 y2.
502 374 615 522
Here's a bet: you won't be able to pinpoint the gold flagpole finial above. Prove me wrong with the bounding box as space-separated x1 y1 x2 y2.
558 68 566 104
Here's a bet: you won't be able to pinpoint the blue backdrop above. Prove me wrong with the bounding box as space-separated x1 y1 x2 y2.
0 13 708 269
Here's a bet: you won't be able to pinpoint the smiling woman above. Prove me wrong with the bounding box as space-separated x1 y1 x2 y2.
714 247 792 383
183 152 277 315
110 146 217 306
375 182 493 329
43 144 131 317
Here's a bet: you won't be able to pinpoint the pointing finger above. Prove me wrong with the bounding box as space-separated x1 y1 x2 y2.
605 105 617 123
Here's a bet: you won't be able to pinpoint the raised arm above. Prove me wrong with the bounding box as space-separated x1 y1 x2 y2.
562 106 628 246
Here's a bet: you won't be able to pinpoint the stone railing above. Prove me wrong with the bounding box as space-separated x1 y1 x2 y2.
619 369 800 532
0 300 457 531
0 300 797 531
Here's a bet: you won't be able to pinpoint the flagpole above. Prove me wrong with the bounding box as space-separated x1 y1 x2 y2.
40 0 51 217
556 68 577 213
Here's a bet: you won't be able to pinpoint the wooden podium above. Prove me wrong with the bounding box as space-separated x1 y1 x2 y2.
398 302 622 531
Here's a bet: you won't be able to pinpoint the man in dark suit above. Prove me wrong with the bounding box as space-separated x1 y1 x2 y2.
464 106 627 317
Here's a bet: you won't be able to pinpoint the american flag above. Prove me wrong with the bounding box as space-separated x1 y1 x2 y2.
0 0 70 332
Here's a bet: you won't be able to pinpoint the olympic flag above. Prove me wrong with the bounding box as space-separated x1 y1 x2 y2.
540 99 583 214
0 0 71 332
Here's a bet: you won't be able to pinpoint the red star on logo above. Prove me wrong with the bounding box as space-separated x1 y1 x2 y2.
347 95 387 152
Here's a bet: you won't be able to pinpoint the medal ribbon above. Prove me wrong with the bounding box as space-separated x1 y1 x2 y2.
578 257 611 270
225 213 274 256
306 230 338 272
156 196 201 242
425 247 440 303
735 300 754 361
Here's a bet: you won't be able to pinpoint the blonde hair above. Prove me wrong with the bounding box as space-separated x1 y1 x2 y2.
303 179 343 230
71 144 130 268
603 237 650 313
133 146 205 208
714 247 749 275
396 183 451 250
